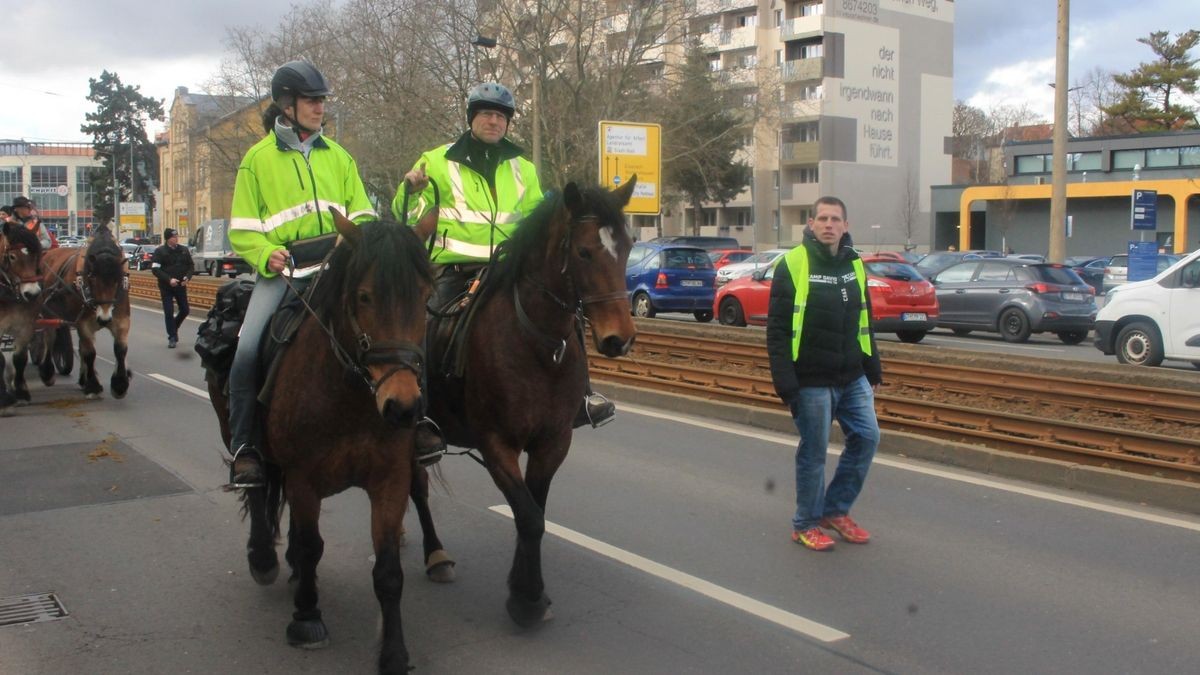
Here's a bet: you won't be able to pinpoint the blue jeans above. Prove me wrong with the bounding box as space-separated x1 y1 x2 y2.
228 274 290 454
158 283 189 341
789 376 880 532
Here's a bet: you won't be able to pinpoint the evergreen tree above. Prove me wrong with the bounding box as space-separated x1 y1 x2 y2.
80 71 165 224
1103 30 1199 131
660 46 751 234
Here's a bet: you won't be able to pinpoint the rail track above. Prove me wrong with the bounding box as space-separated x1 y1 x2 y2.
133 273 1200 481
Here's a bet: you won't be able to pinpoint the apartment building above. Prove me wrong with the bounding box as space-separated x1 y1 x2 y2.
0 140 107 237
156 87 261 239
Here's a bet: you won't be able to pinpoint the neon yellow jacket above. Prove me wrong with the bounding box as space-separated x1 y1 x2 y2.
230 131 376 277
392 133 542 264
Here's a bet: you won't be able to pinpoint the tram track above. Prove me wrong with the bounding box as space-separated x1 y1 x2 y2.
136 273 1200 481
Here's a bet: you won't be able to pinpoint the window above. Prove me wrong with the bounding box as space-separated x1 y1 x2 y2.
736 14 757 28
1113 149 1143 170
0 166 21 206
1145 147 1179 168
1069 152 1101 172
1181 146 1200 167
800 2 825 17
936 263 977 283
1015 154 1047 174
799 43 823 59
774 9 782 27
742 92 758 107
773 170 779 190
709 55 721 72
31 165 67 211
75 166 103 212
976 263 1014 281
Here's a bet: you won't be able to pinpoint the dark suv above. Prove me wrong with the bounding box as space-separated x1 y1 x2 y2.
930 259 1097 343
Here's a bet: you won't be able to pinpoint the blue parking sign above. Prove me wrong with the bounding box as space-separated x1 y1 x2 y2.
1131 190 1157 231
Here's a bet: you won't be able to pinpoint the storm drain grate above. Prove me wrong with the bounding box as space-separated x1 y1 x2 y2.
0 592 69 627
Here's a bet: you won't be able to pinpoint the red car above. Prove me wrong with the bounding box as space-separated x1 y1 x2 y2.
713 253 939 343
707 248 754 270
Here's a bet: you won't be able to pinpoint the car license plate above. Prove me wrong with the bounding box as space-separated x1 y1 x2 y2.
681 279 703 287
1062 292 1084 301
901 313 926 321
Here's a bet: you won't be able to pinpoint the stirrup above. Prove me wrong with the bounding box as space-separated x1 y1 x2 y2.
226 444 265 489
415 417 447 467
576 393 616 429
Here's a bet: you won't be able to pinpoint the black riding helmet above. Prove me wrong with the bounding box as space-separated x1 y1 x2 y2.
271 61 332 103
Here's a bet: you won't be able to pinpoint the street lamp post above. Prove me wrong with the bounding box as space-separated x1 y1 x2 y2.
1048 0 1070 263
472 34 541 167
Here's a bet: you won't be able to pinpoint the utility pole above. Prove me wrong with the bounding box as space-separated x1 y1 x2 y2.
1048 0 1070 263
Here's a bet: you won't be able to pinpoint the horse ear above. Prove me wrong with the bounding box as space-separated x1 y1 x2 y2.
613 174 637 208
563 182 583 215
329 207 361 246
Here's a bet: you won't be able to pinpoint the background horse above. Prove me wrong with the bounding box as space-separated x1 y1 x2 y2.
37 224 131 398
0 221 43 412
205 212 440 674
426 179 637 626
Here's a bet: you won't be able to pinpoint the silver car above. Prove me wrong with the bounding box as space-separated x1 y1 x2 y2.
931 259 1097 344
1101 253 1182 294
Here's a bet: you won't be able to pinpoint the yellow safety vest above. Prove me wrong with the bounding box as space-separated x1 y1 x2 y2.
783 246 872 361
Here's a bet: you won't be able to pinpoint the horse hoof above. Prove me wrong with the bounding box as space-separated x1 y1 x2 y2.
85 392 102 400
249 562 279 586
14 399 29 407
425 549 456 583
505 593 553 628
286 619 330 649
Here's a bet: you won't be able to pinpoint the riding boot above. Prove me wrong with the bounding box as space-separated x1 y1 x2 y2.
229 443 265 489
415 417 447 466
571 315 616 429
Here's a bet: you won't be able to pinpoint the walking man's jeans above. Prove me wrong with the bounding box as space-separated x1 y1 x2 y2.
789 375 880 532
159 283 190 342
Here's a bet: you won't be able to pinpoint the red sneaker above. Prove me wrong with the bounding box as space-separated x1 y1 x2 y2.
791 527 835 551
820 515 870 544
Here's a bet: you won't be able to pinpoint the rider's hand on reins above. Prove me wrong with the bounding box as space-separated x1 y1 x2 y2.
268 249 289 274
404 164 429 194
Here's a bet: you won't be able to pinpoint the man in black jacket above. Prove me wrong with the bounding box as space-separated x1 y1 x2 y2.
151 228 193 348
766 196 882 552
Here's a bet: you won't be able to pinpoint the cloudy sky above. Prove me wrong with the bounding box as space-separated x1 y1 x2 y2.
2 0 1197 143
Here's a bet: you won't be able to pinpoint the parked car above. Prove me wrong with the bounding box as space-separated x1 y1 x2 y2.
859 254 939 343
119 243 141 261
1102 253 1182 294
648 235 745 251
1006 253 1046 263
133 245 156 271
626 243 717 322
915 250 1002 278
57 235 84 248
713 253 939 343
1094 248 1200 368
930 259 1096 344
707 248 754 270
715 248 791 287
1069 256 1109 293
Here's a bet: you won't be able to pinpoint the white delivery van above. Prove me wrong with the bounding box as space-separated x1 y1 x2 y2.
190 219 252 278
1094 248 1200 368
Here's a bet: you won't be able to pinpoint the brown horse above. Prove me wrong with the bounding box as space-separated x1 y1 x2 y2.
37 224 131 399
205 212 440 674
0 221 44 413
424 179 637 626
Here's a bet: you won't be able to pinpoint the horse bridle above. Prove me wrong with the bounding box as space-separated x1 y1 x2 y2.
0 240 42 303
513 213 628 364
281 260 426 396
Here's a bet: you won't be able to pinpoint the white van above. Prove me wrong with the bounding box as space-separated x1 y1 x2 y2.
1094 248 1200 368
190 219 252 278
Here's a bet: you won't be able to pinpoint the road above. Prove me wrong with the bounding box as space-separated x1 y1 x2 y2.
2 301 1198 673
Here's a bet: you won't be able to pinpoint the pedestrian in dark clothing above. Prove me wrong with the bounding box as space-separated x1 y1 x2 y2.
766 196 882 552
151 228 193 348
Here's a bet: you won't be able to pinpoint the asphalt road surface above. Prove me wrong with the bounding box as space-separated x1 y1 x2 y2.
2 301 1198 673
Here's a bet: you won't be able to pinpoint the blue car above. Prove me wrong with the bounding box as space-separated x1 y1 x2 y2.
626 243 717 322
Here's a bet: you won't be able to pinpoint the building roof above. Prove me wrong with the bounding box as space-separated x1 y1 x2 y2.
173 86 256 125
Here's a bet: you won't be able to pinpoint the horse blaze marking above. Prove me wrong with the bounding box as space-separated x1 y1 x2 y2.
598 227 619 261
488 505 850 642
0 592 69 627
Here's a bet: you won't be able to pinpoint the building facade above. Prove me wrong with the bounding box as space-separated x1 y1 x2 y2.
932 129 1200 256
0 140 107 237
156 87 261 240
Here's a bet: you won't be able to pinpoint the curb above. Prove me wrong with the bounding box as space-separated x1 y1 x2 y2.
598 380 1200 517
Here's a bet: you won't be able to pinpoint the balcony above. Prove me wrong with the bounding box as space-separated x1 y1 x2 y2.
781 57 823 83
719 26 755 51
780 182 819 206
781 141 820 165
782 98 823 121
716 68 756 88
780 15 825 41
686 0 758 16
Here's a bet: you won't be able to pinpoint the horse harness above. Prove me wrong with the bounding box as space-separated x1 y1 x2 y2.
39 251 129 322
0 237 41 304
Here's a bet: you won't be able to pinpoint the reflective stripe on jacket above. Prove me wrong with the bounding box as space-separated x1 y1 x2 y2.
783 246 872 361
393 139 543 264
229 131 376 277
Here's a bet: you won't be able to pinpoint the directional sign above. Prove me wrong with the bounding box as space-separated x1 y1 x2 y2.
598 121 661 215
1131 189 1157 231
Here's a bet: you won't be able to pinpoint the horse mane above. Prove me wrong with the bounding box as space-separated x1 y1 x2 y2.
484 184 625 299
85 223 124 281
307 221 432 325
3 222 43 257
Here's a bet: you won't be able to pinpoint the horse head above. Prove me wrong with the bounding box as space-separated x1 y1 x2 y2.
81 225 128 326
1 221 44 301
319 209 433 428
559 177 639 357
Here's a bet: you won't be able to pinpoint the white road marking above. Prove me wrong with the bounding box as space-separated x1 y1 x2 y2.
617 402 1200 533
147 372 211 400
487 504 850 643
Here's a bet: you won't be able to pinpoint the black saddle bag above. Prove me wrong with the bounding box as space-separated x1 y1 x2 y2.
195 279 256 373
286 233 339 269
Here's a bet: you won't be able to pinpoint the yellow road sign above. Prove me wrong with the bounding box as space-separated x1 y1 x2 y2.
598 121 661 215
